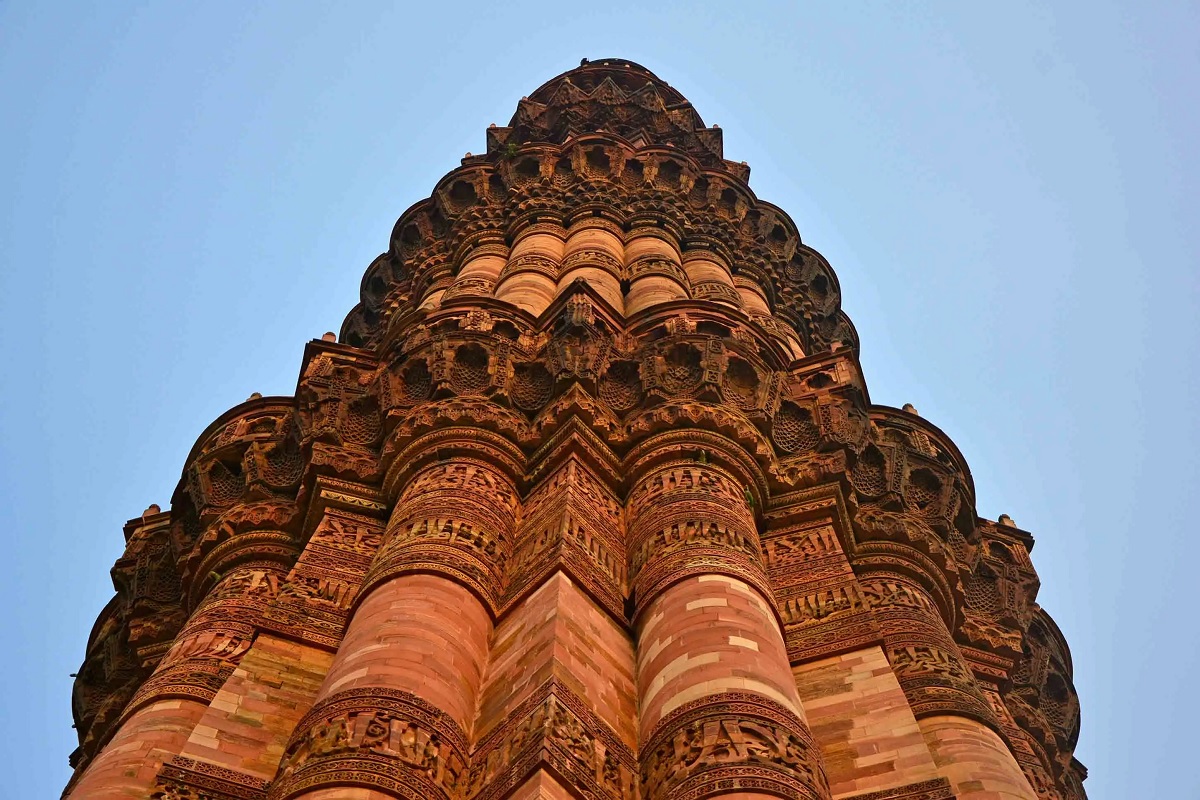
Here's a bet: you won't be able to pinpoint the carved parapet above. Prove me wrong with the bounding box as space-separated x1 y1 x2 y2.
70 509 187 772
640 692 830 800
296 341 384 483
112 509 187 660
759 353 868 491
181 398 305 520
183 397 300 474
69 597 143 771
639 336 715 403
958 518 1041 659
853 408 977 552
1064 759 1088 800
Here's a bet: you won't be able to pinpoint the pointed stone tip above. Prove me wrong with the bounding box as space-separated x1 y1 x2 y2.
248 392 262 401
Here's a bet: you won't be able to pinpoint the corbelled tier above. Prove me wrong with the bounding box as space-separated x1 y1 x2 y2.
66 60 1086 800
339 58 855 360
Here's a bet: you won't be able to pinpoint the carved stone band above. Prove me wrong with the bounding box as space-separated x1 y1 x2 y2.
359 459 519 612
845 777 955 800
469 677 637 800
269 688 470 800
154 756 269 800
640 692 829 800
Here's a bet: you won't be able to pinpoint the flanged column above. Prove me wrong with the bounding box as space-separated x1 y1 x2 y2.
68 537 295 800
493 223 564 317
859 562 1036 800
271 451 520 800
626 442 830 800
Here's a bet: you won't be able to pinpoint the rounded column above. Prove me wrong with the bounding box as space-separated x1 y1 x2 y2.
271 452 520 800
627 446 830 800
859 568 1036 800
682 249 742 309
624 227 689 315
732 275 771 315
493 223 564 316
444 243 508 302
558 217 624 313
69 538 294 800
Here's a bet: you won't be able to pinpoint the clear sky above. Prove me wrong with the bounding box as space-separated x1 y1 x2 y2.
1 3 1195 798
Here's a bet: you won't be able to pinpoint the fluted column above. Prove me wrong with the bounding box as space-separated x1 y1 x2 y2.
493 223 564 316
68 550 293 799
558 217 624 313
861 570 1036 800
627 451 830 800
271 455 519 800
623 227 688 315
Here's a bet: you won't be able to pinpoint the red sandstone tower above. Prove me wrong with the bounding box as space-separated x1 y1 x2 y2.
66 60 1087 800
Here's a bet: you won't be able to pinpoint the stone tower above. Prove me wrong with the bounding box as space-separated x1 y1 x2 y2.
66 60 1087 800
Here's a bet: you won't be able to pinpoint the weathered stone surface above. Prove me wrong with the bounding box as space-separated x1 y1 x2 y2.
65 59 1085 800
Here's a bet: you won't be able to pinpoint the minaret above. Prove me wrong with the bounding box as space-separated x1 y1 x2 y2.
67 59 1086 800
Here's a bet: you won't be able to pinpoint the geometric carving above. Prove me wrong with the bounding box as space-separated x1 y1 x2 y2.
599 360 642 412
505 458 626 620
772 401 820 453
450 344 491 395
864 571 998 729
258 509 383 650
511 362 554 410
843 778 954 800
626 461 771 616
763 517 881 663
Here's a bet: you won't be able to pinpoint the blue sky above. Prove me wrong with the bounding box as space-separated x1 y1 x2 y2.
2 3 1196 798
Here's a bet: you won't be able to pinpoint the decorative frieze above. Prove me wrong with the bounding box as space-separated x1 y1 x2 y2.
270 688 469 800
640 693 829 800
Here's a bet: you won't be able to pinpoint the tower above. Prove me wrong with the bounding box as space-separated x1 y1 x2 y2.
66 60 1086 800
